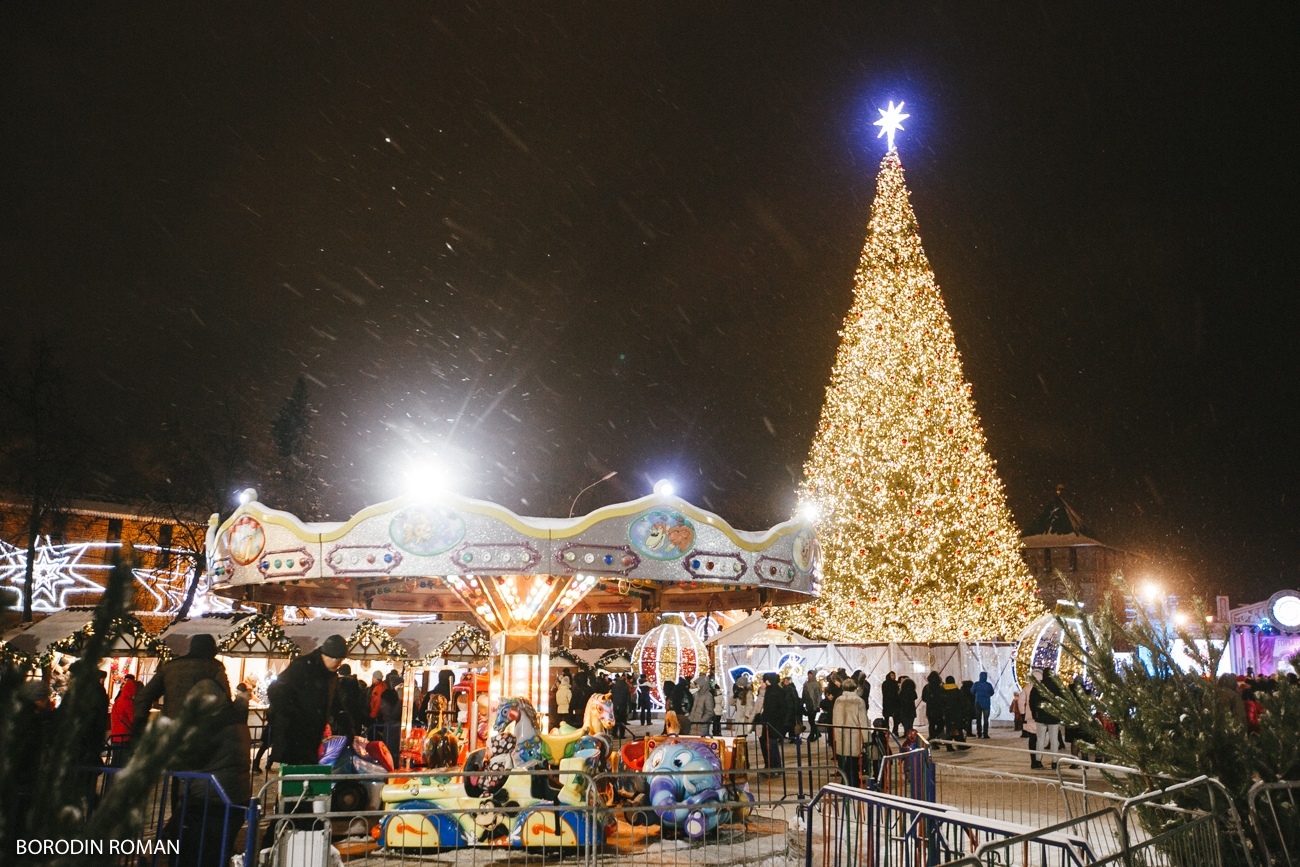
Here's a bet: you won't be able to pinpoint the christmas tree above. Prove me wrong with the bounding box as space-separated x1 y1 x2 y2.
778 140 1041 642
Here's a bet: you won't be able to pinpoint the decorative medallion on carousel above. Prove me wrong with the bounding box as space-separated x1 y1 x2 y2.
791 527 821 575
226 515 266 566
389 505 466 556
1015 600 1087 688
633 617 709 705
628 509 695 561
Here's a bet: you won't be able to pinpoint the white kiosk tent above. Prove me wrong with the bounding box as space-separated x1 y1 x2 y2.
715 639 1020 724
161 612 251 657
2 607 170 702
211 613 299 715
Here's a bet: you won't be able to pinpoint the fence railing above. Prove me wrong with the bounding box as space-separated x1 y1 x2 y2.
240 762 835 867
77 766 255 867
934 774 1234 867
1248 779 1300 867
808 782 1097 867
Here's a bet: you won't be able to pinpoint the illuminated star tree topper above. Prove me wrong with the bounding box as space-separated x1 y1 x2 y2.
873 100 910 151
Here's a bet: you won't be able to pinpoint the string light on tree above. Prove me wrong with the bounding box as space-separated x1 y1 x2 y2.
776 103 1042 642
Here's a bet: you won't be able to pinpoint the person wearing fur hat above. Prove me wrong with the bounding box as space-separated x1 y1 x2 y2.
267 633 348 766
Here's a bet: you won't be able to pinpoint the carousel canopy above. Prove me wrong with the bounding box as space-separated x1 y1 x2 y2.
208 489 820 639
160 612 251 657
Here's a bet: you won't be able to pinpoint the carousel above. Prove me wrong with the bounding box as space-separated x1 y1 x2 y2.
207 485 820 850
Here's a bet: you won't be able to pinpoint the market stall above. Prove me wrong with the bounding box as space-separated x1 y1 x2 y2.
1 607 169 701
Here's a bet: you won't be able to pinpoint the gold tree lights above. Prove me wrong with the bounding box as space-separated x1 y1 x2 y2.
777 147 1042 642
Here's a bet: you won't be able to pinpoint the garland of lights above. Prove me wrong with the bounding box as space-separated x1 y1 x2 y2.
349 618 408 659
0 641 33 671
429 624 491 662
595 648 633 671
550 647 592 673
773 146 1042 643
218 613 299 658
40 613 171 667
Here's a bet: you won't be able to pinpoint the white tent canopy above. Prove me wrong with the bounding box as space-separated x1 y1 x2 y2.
160 613 250 657
1 608 100 658
395 621 466 664
705 611 810 646
282 616 363 655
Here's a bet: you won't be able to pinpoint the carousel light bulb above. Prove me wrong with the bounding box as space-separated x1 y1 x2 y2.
238 488 257 505
796 501 821 522
653 479 674 497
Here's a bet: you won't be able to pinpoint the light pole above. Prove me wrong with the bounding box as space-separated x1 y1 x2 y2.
569 471 618 518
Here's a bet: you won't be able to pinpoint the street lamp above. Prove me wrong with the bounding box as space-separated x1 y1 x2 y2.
569 471 618 518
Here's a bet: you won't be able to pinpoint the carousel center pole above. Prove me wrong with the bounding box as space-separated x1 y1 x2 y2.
489 630 551 732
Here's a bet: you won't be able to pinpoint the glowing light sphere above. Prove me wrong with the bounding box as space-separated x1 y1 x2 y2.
1014 601 1087 688
633 619 709 706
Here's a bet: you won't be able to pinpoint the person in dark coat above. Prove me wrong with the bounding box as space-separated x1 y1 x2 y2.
896 676 918 735
661 680 677 721
637 676 652 726
570 671 592 728
757 672 790 770
267 634 347 766
920 672 944 742
332 664 366 737
173 680 252 867
610 673 631 738
971 672 995 739
379 670 404 757
881 672 900 736
939 676 967 749
132 634 230 740
959 680 977 736
673 675 693 734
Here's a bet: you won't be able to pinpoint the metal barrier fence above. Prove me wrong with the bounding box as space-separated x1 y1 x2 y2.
1249 779 1299 866
78 766 255 867
242 763 840 867
808 782 1096 867
935 775 1233 867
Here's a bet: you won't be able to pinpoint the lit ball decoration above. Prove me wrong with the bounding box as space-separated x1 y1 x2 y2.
633 618 709 706
1015 601 1087 688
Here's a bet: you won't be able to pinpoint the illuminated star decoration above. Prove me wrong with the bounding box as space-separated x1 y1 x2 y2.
873 100 910 151
0 537 107 611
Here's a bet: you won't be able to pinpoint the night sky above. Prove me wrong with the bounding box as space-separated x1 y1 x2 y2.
3 5 1298 604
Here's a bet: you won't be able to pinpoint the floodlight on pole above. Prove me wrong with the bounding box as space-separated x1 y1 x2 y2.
568 471 618 518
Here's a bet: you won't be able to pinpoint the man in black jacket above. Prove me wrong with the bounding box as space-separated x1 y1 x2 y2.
758 672 790 771
267 634 347 767
132 634 230 741
609 673 631 738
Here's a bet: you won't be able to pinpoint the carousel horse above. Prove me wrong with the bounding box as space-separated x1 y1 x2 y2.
422 696 461 769
539 692 615 805
645 739 746 839
464 697 551 801
377 696 598 852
